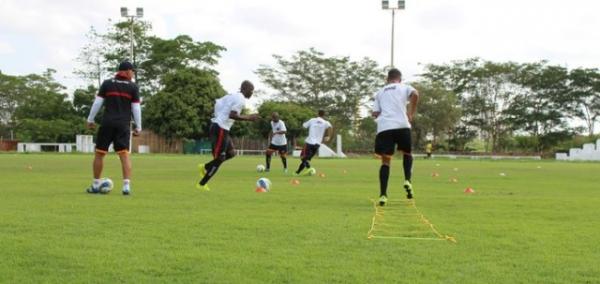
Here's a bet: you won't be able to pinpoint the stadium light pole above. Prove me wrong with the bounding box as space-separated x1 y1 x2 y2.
120 7 143 80
382 0 405 68
121 7 144 153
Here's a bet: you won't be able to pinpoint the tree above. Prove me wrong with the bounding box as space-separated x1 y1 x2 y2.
505 62 572 151
143 68 225 141
569 68 600 136
72 85 98 118
256 48 384 132
141 35 225 92
74 26 112 89
411 81 461 148
422 59 522 152
0 71 25 127
12 70 85 142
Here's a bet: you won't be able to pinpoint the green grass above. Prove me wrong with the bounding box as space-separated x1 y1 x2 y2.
1 153 599 283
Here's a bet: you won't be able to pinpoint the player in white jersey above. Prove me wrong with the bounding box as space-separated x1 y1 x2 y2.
265 112 288 173
372 68 419 205
197 81 259 191
294 110 333 176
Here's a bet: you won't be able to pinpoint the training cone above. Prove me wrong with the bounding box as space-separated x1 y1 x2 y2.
290 179 300 185
464 187 475 194
450 177 458 183
255 187 267 193
318 173 326 178
431 172 439 177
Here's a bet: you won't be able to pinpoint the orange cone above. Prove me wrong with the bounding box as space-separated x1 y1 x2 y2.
318 173 326 178
255 187 267 193
290 179 300 185
431 172 439 177
464 187 475 194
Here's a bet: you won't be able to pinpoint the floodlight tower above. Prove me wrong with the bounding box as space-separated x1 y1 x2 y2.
120 7 143 75
382 0 405 68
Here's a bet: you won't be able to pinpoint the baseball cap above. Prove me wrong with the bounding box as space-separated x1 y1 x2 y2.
118 61 136 71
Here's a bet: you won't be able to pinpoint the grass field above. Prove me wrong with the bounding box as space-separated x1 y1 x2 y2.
1 153 600 283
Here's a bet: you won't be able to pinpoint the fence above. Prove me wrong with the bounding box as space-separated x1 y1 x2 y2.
0 140 18 151
132 131 183 154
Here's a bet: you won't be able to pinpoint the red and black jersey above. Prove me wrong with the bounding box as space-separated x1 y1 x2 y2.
98 72 140 124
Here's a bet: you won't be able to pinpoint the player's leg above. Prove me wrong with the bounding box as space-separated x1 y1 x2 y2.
279 146 288 172
198 127 230 189
87 125 110 193
375 130 395 205
265 146 275 172
118 151 132 195
113 123 133 195
304 144 319 170
295 144 308 174
397 128 414 199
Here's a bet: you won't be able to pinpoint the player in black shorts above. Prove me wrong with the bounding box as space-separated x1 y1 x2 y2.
294 110 332 176
372 69 419 205
196 81 259 191
85 61 142 195
265 112 288 173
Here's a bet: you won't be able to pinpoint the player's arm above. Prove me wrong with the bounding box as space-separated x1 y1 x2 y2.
324 127 334 143
372 92 381 118
407 89 419 122
86 82 107 129
230 100 259 121
131 86 142 136
229 111 259 121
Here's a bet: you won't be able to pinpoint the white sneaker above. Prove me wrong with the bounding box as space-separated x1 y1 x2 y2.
122 186 131 196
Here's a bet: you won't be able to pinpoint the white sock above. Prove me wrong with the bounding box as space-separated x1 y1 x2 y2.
123 179 131 190
93 179 101 189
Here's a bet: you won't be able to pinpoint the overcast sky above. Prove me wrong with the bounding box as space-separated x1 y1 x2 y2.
1 0 600 103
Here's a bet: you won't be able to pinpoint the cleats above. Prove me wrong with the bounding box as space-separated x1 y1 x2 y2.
86 185 100 194
265 168 270 173
196 183 210 192
122 186 131 196
283 168 288 174
378 195 388 206
404 180 414 199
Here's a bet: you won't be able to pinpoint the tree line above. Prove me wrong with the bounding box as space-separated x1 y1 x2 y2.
1 19 599 154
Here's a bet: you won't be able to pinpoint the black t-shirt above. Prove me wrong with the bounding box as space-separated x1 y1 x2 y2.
98 77 140 125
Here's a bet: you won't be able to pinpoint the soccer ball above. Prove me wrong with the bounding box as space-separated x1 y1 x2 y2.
307 168 317 176
99 178 113 194
256 164 266 172
256 177 272 191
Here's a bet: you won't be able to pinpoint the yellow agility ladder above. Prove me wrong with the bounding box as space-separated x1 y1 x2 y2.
367 199 457 243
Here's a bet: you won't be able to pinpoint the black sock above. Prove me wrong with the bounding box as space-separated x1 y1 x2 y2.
266 154 272 170
200 159 223 185
296 160 307 174
204 160 216 171
403 153 413 182
281 157 287 169
380 165 390 197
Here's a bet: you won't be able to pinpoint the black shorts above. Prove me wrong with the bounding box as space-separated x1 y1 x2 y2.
300 143 320 161
96 121 130 153
209 123 234 159
375 128 412 156
267 144 287 154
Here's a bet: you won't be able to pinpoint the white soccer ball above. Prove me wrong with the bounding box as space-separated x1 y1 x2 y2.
256 164 266 172
256 177 272 191
99 178 113 194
